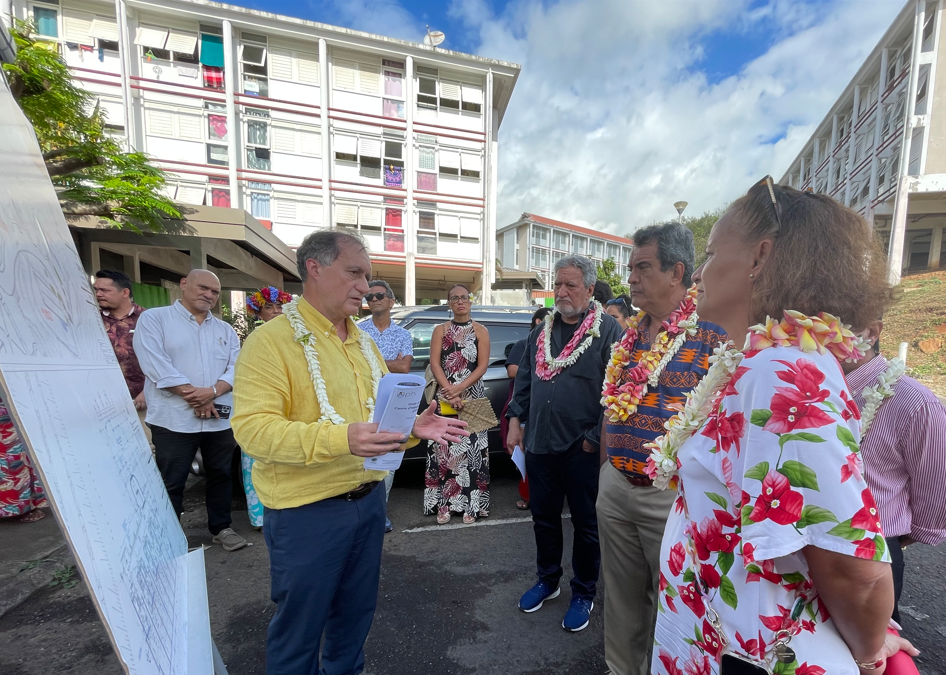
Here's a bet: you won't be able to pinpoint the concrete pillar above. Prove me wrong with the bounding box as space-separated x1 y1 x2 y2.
122 254 140 283
404 55 416 305
223 20 241 211
929 223 944 269
114 0 134 151
190 241 207 270
319 38 330 232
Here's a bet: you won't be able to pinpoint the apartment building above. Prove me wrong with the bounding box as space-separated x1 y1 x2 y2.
4 0 519 302
497 213 634 289
779 0 945 282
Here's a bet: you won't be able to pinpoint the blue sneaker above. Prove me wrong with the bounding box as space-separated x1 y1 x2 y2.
518 580 560 613
562 597 594 632
384 518 394 534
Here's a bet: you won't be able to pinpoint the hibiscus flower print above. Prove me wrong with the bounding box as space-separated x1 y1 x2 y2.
839 390 860 421
749 471 804 526
701 410 747 455
773 358 830 402
850 488 883 533
764 389 834 433
677 582 704 618
840 452 862 483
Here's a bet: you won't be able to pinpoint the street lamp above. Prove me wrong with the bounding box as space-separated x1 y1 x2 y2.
674 201 688 223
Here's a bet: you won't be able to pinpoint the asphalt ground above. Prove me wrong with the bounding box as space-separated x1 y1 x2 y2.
1 454 945 675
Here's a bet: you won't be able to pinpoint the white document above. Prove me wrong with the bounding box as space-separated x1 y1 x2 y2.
512 445 527 481
364 373 426 471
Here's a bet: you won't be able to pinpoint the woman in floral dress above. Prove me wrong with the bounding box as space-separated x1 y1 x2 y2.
649 178 917 674
0 394 48 522
426 284 491 524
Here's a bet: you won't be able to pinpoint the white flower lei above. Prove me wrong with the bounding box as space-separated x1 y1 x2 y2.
284 300 384 425
859 357 905 436
647 341 744 490
541 300 604 373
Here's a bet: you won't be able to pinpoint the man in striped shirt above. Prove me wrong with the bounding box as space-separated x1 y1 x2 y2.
843 321 946 622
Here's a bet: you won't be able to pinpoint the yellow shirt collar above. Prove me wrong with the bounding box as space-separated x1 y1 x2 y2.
297 297 361 344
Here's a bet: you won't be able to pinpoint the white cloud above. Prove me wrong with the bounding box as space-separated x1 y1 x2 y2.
307 0 425 43
449 0 904 234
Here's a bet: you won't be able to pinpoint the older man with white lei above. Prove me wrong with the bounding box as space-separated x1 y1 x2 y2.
507 255 622 633
232 229 468 675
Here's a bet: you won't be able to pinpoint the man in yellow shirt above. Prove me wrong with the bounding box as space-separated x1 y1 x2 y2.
232 229 467 675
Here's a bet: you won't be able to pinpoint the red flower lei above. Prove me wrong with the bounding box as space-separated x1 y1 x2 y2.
535 301 603 381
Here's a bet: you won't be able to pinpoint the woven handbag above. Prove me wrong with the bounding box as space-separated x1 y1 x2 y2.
458 397 499 435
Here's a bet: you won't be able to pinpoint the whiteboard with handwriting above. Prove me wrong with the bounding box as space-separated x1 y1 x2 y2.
0 78 210 675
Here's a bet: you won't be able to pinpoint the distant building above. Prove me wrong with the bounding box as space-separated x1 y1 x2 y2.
779 0 944 281
497 213 633 289
4 0 520 302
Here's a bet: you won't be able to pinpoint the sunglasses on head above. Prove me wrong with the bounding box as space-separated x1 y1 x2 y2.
749 175 783 234
606 297 627 308
364 292 389 302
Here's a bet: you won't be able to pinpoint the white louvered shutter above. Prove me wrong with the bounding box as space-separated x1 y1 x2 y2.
460 153 483 173
273 127 296 153
460 217 480 239
299 130 321 156
335 203 358 225
276 199 297 223
145 109 174 137
297 54 319 85
360 206 382 229
439 149 460 169
439 81 461 102
439 214 460 235
269 49 294 81
333 59 357 91
134 26 168 49
334 134 357 156
166 31 198 54
359 137 382 158
177 113 203 140
62 10 94 46
89 16 118 41
300 202 321 225
176 183 206 204
359 65 381 95
461 83 483 105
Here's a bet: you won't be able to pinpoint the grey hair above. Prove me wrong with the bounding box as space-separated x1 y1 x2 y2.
554 255 597 288
368 279 394 298
631 222 696 286
296 228 367 281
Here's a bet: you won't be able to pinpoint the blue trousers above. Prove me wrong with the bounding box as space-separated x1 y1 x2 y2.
264 483 386 675
526 442 600 600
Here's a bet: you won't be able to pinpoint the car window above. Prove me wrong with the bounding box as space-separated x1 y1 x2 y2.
406 321 438 367
481 323 531 365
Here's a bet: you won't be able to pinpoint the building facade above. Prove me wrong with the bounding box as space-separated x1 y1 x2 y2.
779 0 945 282
4 0 519 303
497 213 634 290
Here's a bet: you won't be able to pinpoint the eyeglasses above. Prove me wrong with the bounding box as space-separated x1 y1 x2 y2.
449 295 471 303
606 298 628 309
364 292 389 302
749 175 783 234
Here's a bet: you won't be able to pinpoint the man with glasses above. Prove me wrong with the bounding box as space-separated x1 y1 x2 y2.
357 279 413 533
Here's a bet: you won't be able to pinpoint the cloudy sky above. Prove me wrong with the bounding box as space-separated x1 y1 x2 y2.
249 0 905 235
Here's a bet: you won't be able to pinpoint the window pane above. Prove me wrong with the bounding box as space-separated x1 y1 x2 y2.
484 324 530 365
419 78 436 96
208 114 227 141
207 144 228 165
251 192 271 219
35 7 58 37
384 70 403 97
247 120 268 146
419 211 435 231
406 322 437 364
246 148 271 171
418 146 435 171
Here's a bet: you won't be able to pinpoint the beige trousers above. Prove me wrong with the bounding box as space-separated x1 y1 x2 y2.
596 461 677 675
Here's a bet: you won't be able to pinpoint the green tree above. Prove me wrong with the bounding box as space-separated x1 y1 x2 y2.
680 207 727 267
596 257 629 297
3 22 181 232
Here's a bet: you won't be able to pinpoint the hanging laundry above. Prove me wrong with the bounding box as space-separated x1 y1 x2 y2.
384 165 403 187
176 64 199 79
208 114 228 141
202 66 224 90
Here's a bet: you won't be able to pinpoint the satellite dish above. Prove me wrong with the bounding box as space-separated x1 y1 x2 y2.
424 26 445 47
673 201 688 216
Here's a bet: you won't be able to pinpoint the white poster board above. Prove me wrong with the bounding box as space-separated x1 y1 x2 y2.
0 77 212 674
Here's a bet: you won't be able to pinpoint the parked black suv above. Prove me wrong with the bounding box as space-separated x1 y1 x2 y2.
392 305 537 458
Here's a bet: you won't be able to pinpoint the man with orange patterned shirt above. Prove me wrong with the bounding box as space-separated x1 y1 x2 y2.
596 223 724 675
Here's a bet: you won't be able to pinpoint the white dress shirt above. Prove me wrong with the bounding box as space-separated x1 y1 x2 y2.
133 300 240 433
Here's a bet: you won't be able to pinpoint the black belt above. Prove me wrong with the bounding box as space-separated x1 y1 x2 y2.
625 475 653 487
327 481 380 501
